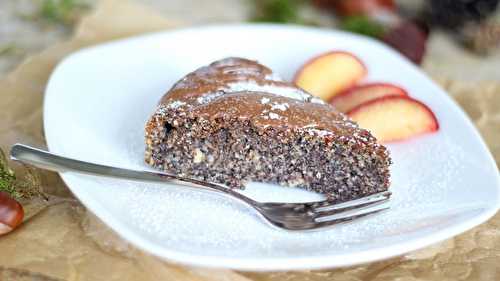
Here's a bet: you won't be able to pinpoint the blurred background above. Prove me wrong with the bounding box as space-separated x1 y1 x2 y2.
1 0 500 78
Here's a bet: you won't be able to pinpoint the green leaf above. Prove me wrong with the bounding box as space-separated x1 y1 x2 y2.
251 0 305 24
0 148 17 197
0 43 18 57
39 0 89 25
0 148 44 200
340 16 385 38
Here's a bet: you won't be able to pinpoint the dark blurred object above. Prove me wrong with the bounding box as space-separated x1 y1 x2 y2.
412 18 431 40
423 0 500 54
462 21 500 54
426 0 499 29
383 21 427 64
252 0 304 23
313 0 395 17
340 16 385 37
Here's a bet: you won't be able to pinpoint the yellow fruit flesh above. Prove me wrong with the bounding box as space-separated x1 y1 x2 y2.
295 54 365 101
349 99 435 142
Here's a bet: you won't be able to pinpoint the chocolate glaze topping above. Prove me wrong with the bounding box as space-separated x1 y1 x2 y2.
157 57 378 144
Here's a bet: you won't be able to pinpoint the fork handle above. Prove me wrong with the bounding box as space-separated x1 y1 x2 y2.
9 144 258 205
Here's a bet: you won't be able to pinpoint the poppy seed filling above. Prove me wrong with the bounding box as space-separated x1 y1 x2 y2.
145 58 391 201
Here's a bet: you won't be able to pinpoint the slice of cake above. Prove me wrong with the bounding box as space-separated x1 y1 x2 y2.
145 58 391 201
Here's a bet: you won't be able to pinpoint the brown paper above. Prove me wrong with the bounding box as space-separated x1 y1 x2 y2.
0 0 499 280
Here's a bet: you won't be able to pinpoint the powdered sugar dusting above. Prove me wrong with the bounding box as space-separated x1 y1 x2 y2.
196 91 225 104
75 115 488 261
270 102 289 111
268 112 281 120
166 100 186 109
261 97 270 104
265 72 283 81
112 129 470 256
226 80 324 104
306 128 334 137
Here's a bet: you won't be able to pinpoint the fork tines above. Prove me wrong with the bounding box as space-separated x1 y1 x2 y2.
310 191 391 224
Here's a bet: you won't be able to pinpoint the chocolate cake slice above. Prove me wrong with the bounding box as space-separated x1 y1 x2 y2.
145 58 391 201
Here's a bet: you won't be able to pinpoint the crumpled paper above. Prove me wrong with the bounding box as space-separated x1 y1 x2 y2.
0 0 499 280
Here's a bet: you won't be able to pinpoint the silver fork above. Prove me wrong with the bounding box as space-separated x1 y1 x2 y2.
10 144 391 231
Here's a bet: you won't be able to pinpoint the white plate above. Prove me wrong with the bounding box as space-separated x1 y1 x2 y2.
44 24 500 271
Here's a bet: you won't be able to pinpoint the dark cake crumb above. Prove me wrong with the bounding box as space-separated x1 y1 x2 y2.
145 58 391 201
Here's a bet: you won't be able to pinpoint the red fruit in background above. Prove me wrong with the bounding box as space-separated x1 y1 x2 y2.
313 0 395 17
382 21 427 64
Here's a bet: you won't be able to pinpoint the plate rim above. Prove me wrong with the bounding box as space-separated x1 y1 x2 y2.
44 23 500 271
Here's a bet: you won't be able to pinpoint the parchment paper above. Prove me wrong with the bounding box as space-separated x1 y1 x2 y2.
0 0 499 280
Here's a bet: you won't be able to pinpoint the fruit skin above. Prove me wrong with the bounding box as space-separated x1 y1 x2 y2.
382 21 427 64
293 51 367 101
340 16 386 38
331 82 408 112
347 95 439 142
0 191 24 236
313 0 395 17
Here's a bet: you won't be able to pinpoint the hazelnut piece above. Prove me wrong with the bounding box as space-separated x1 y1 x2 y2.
0 191 24 236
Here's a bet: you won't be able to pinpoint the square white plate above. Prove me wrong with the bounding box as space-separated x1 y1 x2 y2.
44 24 500 271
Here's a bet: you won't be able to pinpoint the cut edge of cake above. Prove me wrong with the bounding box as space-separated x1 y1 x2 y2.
145 57 391 201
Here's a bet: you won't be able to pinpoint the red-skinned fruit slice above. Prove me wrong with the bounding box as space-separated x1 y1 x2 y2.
331 82 408 112
294 51 367 101
347 95 439 142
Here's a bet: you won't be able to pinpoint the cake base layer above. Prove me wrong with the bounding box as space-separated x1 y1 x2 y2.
146 108 390 202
